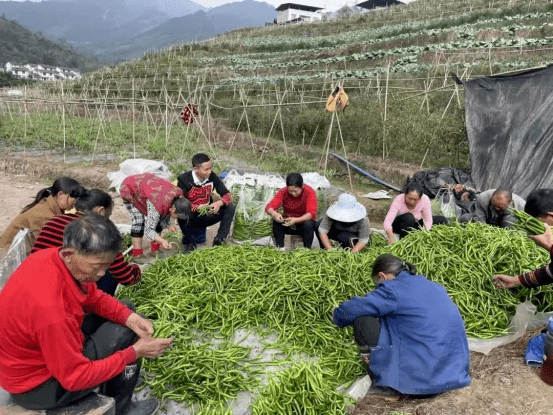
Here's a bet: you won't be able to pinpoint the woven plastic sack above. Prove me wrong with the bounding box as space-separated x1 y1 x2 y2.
233 185 275 244
0 229 33 290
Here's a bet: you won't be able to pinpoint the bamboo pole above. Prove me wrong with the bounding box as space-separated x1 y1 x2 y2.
382 62 390 160
132 77 136 159
62 83 66 163
335 112 354 192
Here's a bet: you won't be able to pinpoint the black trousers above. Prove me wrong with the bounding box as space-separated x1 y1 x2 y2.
314 219 357 249
353 316 380 380
392 213 448 239
353 316 380 353
12 301 140 415
179 203 236 244
272 219 315 248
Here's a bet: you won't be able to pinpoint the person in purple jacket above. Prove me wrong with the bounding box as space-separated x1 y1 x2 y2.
332 254 471 396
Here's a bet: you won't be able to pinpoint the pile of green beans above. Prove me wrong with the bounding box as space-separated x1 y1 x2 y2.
118 222 551 412
389 222 550 337
234 213 273 241
197 205 212 217
511 208 546 235
232 184 276 242
369 232 388 248
251 362 354 415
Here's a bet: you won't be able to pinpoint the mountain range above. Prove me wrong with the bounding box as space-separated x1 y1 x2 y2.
0 16 100 72
0 0 277 62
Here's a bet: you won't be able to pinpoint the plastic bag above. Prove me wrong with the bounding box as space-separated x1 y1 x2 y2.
233 185 275 244
434 188 461 219
301 172 331 190
107 159 172 193
0 229 33 290
468 301 537 355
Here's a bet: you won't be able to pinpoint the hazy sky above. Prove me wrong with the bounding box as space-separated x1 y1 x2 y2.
2 0 356 12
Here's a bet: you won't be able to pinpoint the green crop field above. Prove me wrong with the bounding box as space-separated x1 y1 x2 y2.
1 0 552 172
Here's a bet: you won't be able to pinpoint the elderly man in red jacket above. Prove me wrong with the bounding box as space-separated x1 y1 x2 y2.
0 214 172 415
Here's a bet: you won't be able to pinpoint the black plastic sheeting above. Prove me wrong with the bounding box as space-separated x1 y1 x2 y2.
463 64 553 199
404 167 474 198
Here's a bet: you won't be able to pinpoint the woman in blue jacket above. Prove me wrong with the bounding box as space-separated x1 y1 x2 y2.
333 254 471 396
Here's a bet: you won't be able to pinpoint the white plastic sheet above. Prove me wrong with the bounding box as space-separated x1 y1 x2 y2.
0 229 33 290
223 169 285 189
107 159 173 193
223 170 331 191
467 301 544 355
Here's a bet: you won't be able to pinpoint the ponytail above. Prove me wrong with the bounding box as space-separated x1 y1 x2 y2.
21 177 85 213
75 189 113 213
372 253 417 278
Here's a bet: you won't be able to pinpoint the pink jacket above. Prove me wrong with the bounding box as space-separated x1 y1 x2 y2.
383 194 433 231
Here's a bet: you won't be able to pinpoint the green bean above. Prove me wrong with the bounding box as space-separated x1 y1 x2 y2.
197 205 212 216
117 221 551 413
511 208 546 235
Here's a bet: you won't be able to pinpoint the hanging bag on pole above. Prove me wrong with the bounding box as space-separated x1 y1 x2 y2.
325 87 349 113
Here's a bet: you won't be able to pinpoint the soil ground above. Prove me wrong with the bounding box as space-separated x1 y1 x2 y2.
0 153 552 415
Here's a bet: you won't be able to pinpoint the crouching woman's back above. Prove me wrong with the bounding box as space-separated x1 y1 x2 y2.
333 253 470 395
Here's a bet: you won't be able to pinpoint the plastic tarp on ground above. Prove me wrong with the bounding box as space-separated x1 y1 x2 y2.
463 64 553 199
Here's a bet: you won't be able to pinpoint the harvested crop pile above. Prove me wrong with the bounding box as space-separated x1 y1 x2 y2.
118 222 550 413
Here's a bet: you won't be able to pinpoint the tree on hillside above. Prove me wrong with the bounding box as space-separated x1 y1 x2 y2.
335 5 356 18
0 71 34 87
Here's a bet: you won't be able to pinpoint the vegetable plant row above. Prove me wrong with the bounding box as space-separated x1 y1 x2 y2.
117 222 550 413
239 11 553 51
200 18 551 65
225 37 553 72
207 58 534 89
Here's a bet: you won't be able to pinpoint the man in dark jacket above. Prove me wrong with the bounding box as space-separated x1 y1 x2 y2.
177 153 235 252
459 188 525 228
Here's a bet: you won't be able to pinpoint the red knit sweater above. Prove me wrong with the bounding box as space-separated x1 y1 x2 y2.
265 185 318 219
31 213 141 286
0 248 136 393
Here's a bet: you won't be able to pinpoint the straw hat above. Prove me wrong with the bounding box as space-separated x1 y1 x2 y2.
326 193 366 222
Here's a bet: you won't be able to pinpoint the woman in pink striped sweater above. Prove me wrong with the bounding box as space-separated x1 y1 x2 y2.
384 182 447 244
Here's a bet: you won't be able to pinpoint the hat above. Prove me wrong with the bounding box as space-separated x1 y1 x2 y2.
326 193 366 222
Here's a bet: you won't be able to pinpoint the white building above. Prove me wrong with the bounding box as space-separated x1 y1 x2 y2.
275 3 324 24
4 62 82 81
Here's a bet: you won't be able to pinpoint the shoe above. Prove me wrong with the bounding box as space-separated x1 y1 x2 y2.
124 397 159 415
182 242 197 253
366 385 401 397
130 253 155 265
276 246 286 252
150 242 160 253
213 238 225 246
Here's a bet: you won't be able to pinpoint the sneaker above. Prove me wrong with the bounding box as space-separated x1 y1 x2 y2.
124 397 159 415
276 246 286 252
182 242 197 253
213 238 225 246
